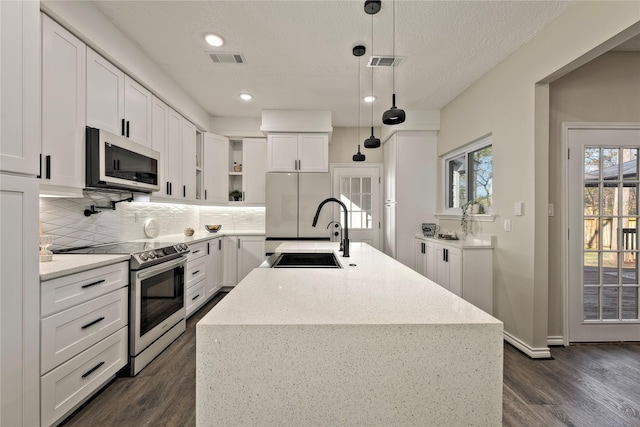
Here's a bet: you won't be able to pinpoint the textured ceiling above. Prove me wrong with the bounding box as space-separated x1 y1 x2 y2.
91 0 574 127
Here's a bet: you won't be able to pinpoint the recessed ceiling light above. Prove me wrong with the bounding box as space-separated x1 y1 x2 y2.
239 93 253 101
205 33 224 47
364 96 376 103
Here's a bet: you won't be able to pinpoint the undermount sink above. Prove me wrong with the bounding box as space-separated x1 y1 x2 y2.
271 252 342 268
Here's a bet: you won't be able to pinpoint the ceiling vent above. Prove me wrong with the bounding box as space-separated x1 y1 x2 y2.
367 56 404 67
208 52 246 64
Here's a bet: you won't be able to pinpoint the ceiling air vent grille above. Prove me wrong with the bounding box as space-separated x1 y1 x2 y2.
208 52 246 64
367 56 404 67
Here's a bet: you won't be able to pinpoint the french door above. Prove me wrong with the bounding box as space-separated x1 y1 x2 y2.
568 124 640 342
331 165 382 250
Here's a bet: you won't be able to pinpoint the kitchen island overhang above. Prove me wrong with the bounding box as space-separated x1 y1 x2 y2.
197 242 503 426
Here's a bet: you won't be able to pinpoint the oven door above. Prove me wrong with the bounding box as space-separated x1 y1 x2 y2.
131 256 186 356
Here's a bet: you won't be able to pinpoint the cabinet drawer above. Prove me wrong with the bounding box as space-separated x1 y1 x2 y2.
186 256 206 288
187 242 207 261
41 287 128 374
41 261 128 317
186 280 206 318
41 327 127 427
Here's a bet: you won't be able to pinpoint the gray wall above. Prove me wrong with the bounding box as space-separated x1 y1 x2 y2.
548 51 640 337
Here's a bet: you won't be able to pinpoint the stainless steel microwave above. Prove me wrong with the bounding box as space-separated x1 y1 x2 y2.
86 127 160 193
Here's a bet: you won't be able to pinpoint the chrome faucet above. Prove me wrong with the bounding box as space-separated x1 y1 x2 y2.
326 220 343 251
313 198 349 257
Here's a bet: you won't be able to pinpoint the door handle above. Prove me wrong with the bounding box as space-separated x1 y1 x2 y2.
183 185 186 198
126 121 130 138
218 239 221 250
205 189 207 200
45 155 51 179
38 154 42 179
121 119 126 136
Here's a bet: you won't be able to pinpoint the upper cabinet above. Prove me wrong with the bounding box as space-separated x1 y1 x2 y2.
0 0 40 176
41 14 86 195
242 138 267 204
267 133 328 172
202 133 229 204
181 119 197 200
86 48 152 147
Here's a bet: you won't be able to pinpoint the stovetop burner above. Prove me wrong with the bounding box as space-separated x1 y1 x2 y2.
54 241 190 270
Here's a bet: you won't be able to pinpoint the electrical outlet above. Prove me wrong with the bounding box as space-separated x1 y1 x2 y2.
514 202 523 216
504 219 512 232
548 203 554 217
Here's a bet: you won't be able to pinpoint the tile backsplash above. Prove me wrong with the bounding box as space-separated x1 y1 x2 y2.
40 192 265 250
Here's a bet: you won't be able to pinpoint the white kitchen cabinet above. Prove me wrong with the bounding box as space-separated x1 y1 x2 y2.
222 235 266 287
181 119 197 200
1 173 40 427
151 96 169 196
434 244 462 296
86 48 124 136
185 241 207 317
383 131 437 268
414 236 493 314
267 133 328 172
242 138 267 204
206 238 223 298
202 133 229 203
0 0 40 176
414 238 434 280
166 107 183 198
40 261 129 426
86 48 152 147
41 13 86 195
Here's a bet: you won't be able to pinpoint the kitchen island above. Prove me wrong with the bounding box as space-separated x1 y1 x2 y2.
197 242 503 426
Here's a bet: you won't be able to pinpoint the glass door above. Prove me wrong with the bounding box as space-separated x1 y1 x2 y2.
568 126 640 342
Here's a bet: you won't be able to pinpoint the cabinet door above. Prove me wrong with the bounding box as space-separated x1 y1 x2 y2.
237 236 265 282
222 236 238 287
123 76 152 147
424 241 434 281
267 134 298 172
434 245 449 290
414 239 427 276
383 203 396 258
86 48 124 136
41 14 86 190
242 138 267 204
202 133 229 203
181 119 197 200
151 97 169 196
0 1 40 175
1 174 40 426
447 247 462 297
205 239 223 297
298 134 328 172
165 108 182 198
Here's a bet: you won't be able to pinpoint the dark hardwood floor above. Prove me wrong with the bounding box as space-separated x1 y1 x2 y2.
61 292 640 426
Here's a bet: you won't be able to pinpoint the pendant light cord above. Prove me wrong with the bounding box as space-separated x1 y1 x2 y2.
358 55 361 142
392 0 396 94
371 13 374 128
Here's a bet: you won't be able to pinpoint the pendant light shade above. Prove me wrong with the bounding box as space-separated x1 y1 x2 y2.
364 11 381 149
364 0 381 15
382 0 405 125
353 45 366 162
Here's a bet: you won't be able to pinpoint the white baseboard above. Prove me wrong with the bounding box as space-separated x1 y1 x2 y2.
504 331 552 359
547 336 565 346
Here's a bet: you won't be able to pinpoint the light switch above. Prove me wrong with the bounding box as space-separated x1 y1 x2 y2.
548 203 554 217
514 202 523 216
504 219 512 232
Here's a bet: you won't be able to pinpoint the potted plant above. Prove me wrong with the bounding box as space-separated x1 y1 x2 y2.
229 190 242 201
460 200 483 236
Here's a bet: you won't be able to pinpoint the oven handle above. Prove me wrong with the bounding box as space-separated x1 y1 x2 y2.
135 256 186 280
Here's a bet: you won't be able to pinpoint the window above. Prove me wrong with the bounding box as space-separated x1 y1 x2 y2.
444 136 493 213
340 176 373 229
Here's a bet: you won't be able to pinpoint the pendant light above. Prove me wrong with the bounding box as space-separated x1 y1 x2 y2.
364 12 381 149
382 0 406 125
353 45 366 162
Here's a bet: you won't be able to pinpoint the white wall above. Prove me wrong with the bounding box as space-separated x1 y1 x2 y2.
437 2 640 351
548 52 640 337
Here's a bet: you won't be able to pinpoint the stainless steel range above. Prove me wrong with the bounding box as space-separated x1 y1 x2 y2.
56 241 190 375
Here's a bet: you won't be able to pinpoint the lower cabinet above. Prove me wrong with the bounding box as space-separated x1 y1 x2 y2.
222 235 266 287
206 237 223 299
185 241 208 317
414 236 493 314
40 261 129 427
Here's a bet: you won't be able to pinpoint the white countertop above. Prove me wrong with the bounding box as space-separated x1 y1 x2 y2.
39 254 130 281
415 233 495 249
201 241 500 326
40 229 265 281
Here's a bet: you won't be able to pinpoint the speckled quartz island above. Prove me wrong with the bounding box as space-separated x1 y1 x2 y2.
197 242 503 426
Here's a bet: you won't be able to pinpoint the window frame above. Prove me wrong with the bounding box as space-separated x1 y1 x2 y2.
442 135 493 216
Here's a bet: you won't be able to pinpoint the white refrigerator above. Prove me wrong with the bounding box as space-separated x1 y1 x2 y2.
265 172 331 252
